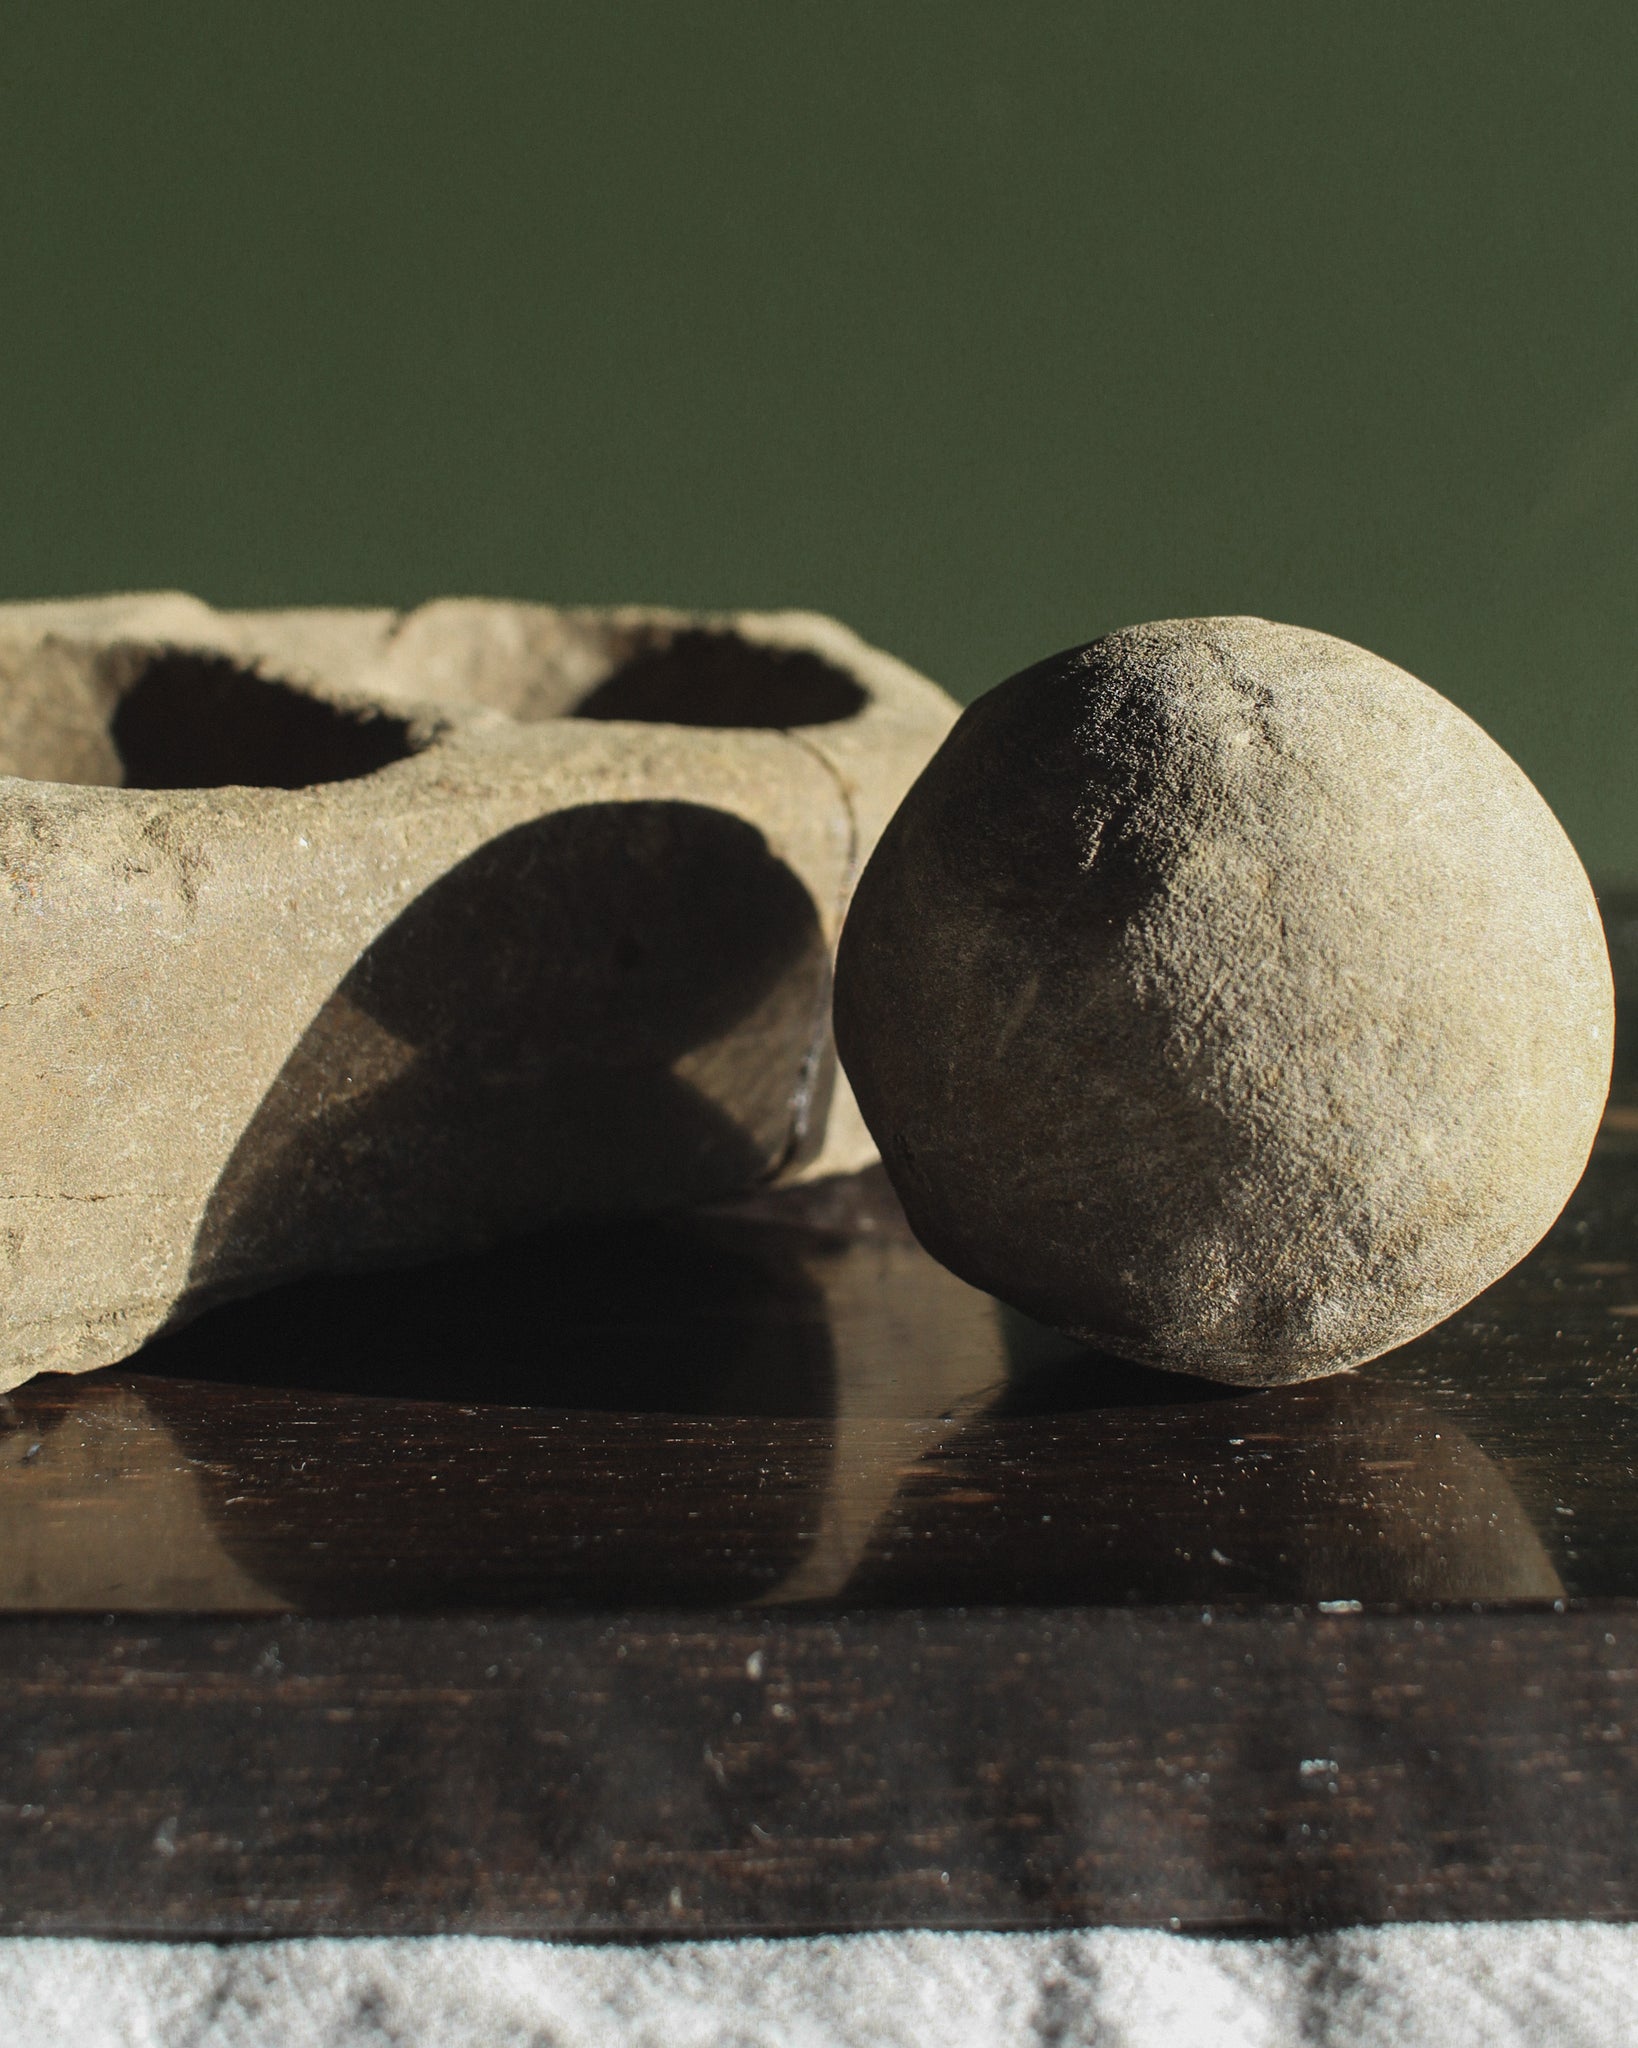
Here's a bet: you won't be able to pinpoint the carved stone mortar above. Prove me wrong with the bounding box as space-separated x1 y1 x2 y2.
0 592 956 1390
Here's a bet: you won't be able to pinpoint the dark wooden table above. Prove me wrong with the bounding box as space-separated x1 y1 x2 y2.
3 903 1638 1939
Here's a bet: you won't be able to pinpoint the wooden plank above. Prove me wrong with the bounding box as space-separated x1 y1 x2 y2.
1 1604 1634 1937
1 1133 1635 1617
0 891 1633 1934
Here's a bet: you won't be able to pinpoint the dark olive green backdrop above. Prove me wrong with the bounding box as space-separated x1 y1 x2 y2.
3 3 1635 874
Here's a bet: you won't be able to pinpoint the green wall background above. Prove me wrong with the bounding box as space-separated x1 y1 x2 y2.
3 3 1636 876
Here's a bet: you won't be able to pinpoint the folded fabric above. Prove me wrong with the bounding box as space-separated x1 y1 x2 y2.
2 1922 1634 2048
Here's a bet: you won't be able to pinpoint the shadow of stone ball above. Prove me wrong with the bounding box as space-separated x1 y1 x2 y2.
834 616 1614 1386
183 800 831 1319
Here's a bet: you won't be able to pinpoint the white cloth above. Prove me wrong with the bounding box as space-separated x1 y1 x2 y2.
2 1923 1635 2047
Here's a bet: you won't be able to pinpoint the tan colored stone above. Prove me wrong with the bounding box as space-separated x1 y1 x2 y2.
835 617 1615 1385
0 592 957 1391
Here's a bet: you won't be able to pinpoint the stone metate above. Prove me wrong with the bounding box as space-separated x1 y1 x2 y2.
0 593 956 1391
834 617 1613 1385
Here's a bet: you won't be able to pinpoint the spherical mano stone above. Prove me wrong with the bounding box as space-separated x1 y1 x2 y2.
833 617 1614 1386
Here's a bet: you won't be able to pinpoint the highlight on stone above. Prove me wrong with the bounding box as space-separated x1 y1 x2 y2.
833 616 1614 1387
0 591 957 1393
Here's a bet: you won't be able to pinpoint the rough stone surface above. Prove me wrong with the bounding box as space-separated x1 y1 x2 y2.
834 617 1614 1386
0 592 956 1391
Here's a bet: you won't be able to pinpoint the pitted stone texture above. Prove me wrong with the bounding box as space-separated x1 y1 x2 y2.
834 617 1613 1386
0 593 956 1391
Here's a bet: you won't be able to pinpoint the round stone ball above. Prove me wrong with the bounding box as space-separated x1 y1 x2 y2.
833 617 1613 1386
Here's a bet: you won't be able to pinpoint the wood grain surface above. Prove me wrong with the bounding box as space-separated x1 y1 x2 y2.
0 897 1634 1934
1 1604 1634 1937
1 1138 1635 1616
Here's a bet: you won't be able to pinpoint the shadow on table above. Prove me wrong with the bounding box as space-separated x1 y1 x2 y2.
0 1168 1564 1614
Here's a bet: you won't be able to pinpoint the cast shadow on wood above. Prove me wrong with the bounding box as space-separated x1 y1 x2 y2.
98 1204 1564 1619
145 1202 841 1419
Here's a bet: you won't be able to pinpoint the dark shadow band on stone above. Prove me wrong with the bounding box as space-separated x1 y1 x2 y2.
179 800 834 1321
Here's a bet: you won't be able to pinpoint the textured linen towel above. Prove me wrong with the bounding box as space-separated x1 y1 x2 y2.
3 1922 1636 2047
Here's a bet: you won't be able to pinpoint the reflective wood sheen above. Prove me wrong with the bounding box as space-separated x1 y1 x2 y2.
1 1155 1633 1616
1 899 1636 1934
